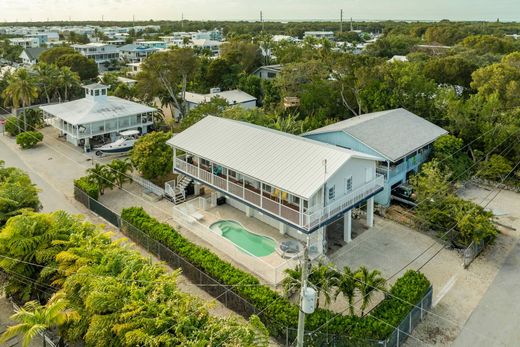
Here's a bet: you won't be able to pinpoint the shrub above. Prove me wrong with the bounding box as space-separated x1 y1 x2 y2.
121 207 432 342
15 131 43 149
478 154 513 181
73 176 99 199
4 116 20 136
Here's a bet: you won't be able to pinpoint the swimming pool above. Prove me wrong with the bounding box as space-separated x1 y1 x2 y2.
210 220 276 257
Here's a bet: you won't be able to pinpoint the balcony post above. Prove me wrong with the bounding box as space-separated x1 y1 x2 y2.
367 197 374 228
173 147 176 173
260 183 263 208
226 169 229 191
197 156 200 178
211 162 214 185
344 210 352 243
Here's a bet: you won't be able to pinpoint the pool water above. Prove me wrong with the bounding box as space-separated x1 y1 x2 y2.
210 220 276 257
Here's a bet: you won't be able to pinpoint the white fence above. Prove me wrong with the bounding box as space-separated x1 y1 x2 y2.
132 174 165 197
172 197 299 286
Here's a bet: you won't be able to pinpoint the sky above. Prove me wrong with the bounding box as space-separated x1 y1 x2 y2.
0 0 519 23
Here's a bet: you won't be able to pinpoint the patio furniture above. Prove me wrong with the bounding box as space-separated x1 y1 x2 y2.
279 239 302 258
186 204 204 221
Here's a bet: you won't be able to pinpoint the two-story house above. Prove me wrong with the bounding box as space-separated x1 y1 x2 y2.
167 116 384 253
303 108 447 206
118 44 159 63
72 43 120 71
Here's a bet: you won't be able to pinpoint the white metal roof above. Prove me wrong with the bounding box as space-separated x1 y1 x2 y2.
167 116 379 199
304 108 448 162
40 96 156 125
184 89 257 105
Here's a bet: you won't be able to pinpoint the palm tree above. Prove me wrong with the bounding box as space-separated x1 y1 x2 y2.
333 266 358 316
57 67 80 102
354 266 386 316
35 63 59 104
281 265 302 298
308 263 336 307
0 295 79 347
87 163 115 195
2 68 39 132
108 159 133 188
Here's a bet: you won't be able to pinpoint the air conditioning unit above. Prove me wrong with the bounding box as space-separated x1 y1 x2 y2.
209 87 221 94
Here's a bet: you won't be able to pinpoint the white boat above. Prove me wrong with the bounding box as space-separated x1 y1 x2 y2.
95 130 140 157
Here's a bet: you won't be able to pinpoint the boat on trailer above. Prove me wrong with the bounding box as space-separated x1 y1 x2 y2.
95 130 140 157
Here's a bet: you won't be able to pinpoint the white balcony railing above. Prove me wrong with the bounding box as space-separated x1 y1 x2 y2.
174 158 384 231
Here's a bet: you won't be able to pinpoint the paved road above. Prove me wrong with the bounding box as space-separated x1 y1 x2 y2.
0 134 80 214
452 239 520 347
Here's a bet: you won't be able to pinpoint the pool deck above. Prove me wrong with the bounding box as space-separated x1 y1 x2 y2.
173 200 300 286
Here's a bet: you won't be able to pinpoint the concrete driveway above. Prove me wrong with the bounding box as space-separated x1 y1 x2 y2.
330 211 516 346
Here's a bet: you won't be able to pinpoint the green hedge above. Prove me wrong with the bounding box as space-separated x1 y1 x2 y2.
121 207 431 341
74 176 100 200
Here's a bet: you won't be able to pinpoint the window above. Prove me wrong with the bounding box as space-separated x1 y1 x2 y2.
95 90 100 96
228 169 237 178
201 158 210 167
262 183 272 193
101 89 106 95
290 195 300 205
328 185 336 200
345 177 353 193
267 72 276 78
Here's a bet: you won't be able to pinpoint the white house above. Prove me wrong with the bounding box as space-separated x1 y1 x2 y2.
253 64 283 80
126 62 142 77
9 37 40 48
40 84 156 149
387 55 409 63
184 89 257 113
167 116 384 253
19 47 46 66
71 43 120 71
304 31 335 40
25 32 59 45
118 44 159 63
190 39 222 56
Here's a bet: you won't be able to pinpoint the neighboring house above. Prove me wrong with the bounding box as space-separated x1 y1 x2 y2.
192 29 223 41
25 32 59 45
134 40 167 49
118 44 159 63
9 37 40 48
71 43 120 71
40 83 156 149
253 64 283 80
184 89 257 114
304 31 334 40
303 108 447 206
167 116 384 253
190 39 222 56
19 47 46 66
387 55 409 63
117 76 137 87
126 62 142 77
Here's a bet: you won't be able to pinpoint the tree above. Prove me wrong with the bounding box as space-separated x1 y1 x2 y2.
333 266 358 315
39 47 76 65
136 49 198 120
0 296 79 347
35 63 60 104
354 266 386 316
460 34 519 55
424 56 478 88
16 131 44 149
220 40 262 73
365 34 419 58
2 68 39 132
130 131 173 180
432 134 473 180
108 159 133 188
56 54 98 81
86 163 115 195
308 263 336 307
57 66 80 101
478 154 513 180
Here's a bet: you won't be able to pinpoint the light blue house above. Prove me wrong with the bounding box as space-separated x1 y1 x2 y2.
303 108 447 206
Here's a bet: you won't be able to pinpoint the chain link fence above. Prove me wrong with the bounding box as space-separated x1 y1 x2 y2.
463 239 486 268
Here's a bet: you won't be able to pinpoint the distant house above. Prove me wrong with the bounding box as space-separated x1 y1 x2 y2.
118 44 159 63
9 37 40 48
184 89 257 113
190 39 222 56
303 108 447 206
304 31 334 40
71 43 120 71
134 40 167 49
253 64 283 80
19 47 46 66
126 62 142 77
40 83 156 149
387 55 408 63
25 32 60 45
117 76 137 87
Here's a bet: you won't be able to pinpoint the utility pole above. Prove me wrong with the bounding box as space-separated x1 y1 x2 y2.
350 17 353 32
260 11 264 32
340 9 343 33
181 13 184 30
296 237 311 347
